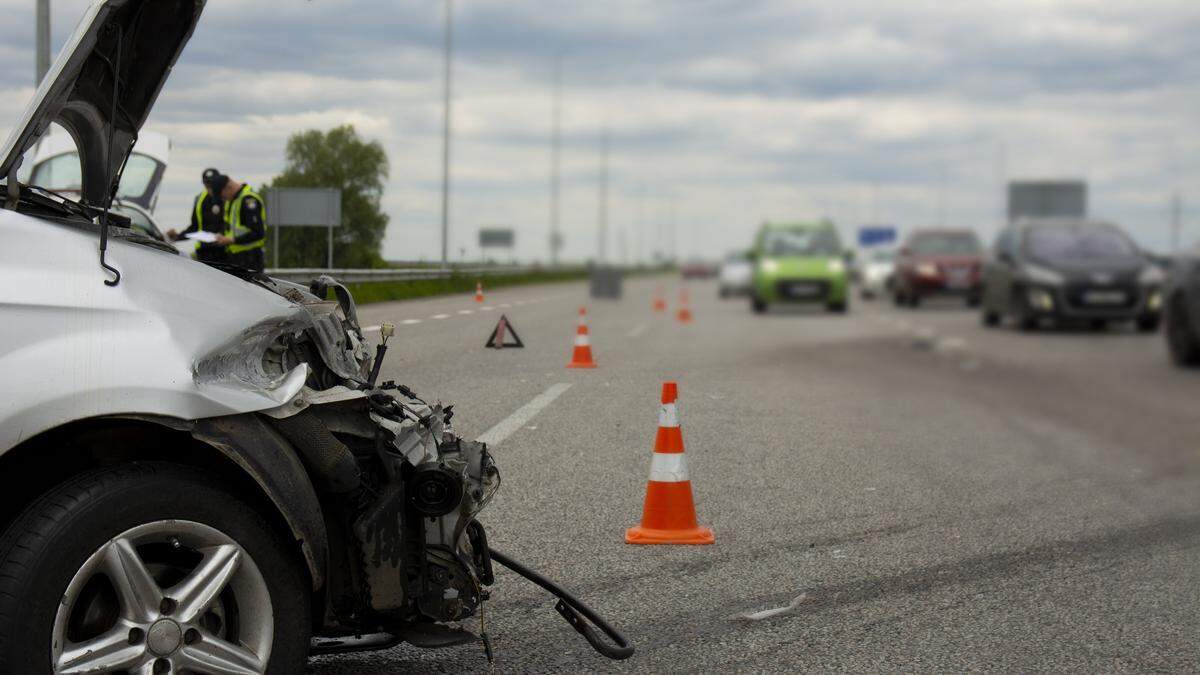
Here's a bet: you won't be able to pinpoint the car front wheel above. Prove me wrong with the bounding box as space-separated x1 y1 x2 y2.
0 462 311 675
1166 296 1200 366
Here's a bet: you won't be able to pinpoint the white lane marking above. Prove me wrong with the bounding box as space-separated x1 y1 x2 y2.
431 313 451 320
481 306 495 311
457 309 474 315
500 303 511 308
477 383 572 447
401 319 423 325
627 323 648 338
362 325 381 333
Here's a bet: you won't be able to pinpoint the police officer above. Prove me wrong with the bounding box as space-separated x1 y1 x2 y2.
209 173 267 272
167 167 227 263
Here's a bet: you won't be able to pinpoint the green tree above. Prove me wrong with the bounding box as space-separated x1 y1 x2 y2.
265 125 389 268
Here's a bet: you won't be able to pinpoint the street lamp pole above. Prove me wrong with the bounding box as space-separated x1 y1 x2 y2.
439 0 454 267
550 57 562 265
36 0 50 85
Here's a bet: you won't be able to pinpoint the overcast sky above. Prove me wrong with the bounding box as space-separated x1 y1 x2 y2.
3 0 1199 261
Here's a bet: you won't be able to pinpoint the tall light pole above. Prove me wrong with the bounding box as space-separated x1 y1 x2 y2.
1170 191 1182 255
439 0 454 267
596 125 609 263
549 57 562 265
36 0 50 85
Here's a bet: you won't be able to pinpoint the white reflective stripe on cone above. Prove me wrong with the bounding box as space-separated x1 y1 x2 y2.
574 335 590 346
649 452 688 482
658 402 679 428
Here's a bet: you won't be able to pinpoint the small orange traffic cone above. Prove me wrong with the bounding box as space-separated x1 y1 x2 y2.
653 287 667 313
676 288 693 324
626 382 714 545
567 307 597 369
475 281 484 303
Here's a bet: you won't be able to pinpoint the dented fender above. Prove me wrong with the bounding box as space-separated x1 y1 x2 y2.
190 414 329 590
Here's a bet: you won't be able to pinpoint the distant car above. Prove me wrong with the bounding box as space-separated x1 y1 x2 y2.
893 229 983 307
681 259 719 279
718 251 753 297
980 218 1163 331
750 221 849 313
1164 244 1200 365
858 248 894 300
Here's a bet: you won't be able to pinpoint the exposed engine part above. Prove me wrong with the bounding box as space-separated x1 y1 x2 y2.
368 322 394 387
267 410 362 494
408 464 463 516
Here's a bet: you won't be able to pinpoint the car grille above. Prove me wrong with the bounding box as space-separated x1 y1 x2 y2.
1063 281 1139 311
776 280 830 301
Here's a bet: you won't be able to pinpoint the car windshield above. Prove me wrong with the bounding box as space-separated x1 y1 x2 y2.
110 204 161 240
762 228 840 256
909 233 980 255
30 151 161 202
1026 226 1138 261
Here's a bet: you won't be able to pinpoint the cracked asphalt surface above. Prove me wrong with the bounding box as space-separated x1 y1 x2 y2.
310 276 1200 672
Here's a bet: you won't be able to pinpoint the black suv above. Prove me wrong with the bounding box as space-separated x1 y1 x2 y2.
980 219 1164 331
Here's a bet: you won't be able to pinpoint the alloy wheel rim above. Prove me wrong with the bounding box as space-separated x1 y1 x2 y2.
51 519 273 674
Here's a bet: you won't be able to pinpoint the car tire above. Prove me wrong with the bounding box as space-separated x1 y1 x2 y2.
1135 314 1160 333
1013 288 1038 331
908 292 921 308
982 309 1000 327
751 297 767 314
1166 295 1200 366
892 290 904 307
0 462 311 675
1090 319 1108 332
827 300 847 313
967 294 982 308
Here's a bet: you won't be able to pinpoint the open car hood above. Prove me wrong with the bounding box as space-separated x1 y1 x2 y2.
0 0 203 209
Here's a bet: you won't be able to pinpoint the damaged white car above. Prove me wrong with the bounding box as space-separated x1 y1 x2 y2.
0 1 630 673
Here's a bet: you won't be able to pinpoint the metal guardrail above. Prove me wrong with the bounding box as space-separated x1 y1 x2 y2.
264 266 587 284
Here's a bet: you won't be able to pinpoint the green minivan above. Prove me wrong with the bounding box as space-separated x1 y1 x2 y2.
750 221 850 313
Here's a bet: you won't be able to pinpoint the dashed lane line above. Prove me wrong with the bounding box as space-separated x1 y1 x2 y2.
476 383 573 447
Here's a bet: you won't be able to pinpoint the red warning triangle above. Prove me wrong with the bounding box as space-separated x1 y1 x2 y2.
485 314 524 349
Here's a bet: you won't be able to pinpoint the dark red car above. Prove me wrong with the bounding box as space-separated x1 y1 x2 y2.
893 228 984 307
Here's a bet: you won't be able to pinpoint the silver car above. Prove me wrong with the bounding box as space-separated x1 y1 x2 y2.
0 2 610 671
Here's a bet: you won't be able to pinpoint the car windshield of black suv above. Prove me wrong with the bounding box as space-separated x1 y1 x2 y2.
1027 226 1139 262
764 228 840 256
910 233 980 255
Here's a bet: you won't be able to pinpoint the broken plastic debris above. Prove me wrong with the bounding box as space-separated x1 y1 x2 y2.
738 594 808 621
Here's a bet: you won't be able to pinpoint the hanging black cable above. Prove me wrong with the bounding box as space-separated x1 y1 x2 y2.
489 548 635 660
98 22 123 287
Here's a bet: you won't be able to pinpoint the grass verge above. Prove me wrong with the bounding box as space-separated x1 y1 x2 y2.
345 269 591 305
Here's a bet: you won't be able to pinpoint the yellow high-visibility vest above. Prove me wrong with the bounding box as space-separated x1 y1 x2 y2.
223 185 267 254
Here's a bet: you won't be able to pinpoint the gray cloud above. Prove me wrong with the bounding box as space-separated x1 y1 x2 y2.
1 0 1198 259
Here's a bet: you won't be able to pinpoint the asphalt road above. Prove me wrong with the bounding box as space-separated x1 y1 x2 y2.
310 277 1200 672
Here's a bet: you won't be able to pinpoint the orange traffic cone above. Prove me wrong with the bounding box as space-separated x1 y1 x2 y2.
567 307 597 369
653 287 667 313
676 288 693 324
475 281 484 303
626 382 714 545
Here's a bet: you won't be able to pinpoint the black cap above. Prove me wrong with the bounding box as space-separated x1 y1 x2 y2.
201 167 221 186
207 174 230 194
